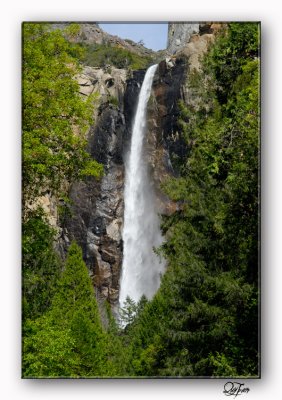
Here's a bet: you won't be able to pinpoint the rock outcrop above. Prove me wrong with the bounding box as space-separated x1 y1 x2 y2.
179 23 222 72
167 23 200 54
167 22 222 62
53 22 154 58
141 56 189 216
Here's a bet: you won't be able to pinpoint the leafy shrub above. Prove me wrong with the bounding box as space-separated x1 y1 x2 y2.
108 95 119 107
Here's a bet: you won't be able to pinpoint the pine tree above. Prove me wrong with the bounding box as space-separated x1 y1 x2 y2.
22 209 61 320
23 242 108 377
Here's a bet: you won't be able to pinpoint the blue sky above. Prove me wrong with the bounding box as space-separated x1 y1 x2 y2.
99 23 168 51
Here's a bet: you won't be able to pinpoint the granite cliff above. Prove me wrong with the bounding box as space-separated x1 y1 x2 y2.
43 22 223 306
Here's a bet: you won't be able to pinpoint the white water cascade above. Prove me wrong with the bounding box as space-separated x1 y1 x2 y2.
119 64 165 307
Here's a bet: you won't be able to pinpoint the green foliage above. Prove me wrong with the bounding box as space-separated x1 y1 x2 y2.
64 23 81 40
50 242 100 318
79 158 104 178
22 23 103 214
119 296 138 326
102 302 132 377
208 352 237 377
22 22 260 378
22 209 61 320
108 95 119 107
80 42 152 70
23 242 108 378
23 315 78 377
204 22 260 105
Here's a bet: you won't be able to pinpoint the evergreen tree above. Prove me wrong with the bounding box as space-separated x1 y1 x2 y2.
23 242 107 377
22 208 61 320
119 296 138 326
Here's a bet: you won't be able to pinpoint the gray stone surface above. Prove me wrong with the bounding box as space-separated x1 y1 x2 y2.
167 23 199 54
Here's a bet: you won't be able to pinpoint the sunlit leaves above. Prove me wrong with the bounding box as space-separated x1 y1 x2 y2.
23 242 108 378
22 23 102 213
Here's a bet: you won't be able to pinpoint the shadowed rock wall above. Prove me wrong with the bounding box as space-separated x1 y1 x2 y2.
56 23 222 306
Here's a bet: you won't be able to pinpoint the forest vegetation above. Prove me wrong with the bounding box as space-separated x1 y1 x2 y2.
22 22 260 378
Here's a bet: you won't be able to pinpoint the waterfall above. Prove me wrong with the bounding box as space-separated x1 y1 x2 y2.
119 64 165 307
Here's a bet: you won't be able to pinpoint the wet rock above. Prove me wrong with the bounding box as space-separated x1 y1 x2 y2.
109 288 119 303
61 65 127 305
106 219 122 242
100 248 116 264
123 70 146 143
91 216 106 236
150 57 189 169
88 106 125 166
140 56 190 219
63 166 124 304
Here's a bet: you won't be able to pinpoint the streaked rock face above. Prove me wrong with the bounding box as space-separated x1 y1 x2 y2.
145 57 188 215
54 23 222 307
59 65 127 305
167 23 199 54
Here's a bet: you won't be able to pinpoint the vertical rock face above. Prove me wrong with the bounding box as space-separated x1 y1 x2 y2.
60 66 145 305
58 23 221 307
151 57 188 163
123 70 146 146
63 105 126 305
167 23 199 54
144 57 188 215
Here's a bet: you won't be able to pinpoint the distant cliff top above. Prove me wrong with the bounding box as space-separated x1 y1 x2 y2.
52 22 156 58
167 22 219 54
167 23 199 54
52 22 220 61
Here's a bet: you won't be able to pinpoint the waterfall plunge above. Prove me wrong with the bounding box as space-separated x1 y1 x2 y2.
119 64 165 307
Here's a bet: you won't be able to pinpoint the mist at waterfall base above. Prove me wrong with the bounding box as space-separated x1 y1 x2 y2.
119 65 165 311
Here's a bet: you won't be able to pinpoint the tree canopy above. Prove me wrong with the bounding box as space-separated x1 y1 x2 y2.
22 23 103 217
